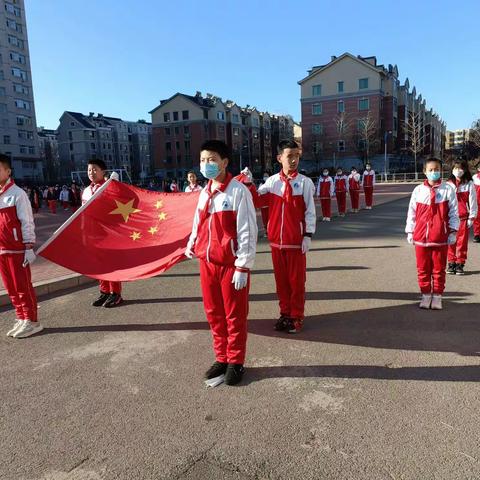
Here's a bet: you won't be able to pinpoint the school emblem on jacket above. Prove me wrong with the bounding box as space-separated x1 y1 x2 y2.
294 183 299 189
436 192 442 201
222 200 230 210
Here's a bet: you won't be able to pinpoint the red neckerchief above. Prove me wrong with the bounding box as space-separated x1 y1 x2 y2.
424 179 442 217
0 178 15 196
198 173 233 230
280 169 298 204
91 179 106 195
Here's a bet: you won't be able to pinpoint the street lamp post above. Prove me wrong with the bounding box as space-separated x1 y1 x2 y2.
384 130 392 181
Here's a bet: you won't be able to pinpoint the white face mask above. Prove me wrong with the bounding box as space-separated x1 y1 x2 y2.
453 168 464 178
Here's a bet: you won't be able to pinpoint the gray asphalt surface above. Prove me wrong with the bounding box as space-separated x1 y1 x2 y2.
1 189 480 480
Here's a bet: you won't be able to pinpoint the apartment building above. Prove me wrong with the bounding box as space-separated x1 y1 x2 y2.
445 129 470 151
0 0 42 181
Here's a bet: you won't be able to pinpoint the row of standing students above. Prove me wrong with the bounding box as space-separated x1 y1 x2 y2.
316 164 375 220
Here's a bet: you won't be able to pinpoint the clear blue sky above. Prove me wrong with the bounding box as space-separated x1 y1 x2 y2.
26 0 480 131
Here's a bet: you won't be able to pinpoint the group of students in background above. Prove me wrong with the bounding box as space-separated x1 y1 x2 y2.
316 164 376 220
22 183 83 215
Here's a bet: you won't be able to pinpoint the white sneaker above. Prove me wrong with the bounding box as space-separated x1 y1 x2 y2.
431 295 442 310
366 206 372 210
325 218 331 222
13 320 44 338
419 294 432 309
322 217 326 221
6 319 24 337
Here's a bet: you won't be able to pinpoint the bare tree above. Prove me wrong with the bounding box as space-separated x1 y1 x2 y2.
470 119 480 150
334 112 352 167
404 110 428 177
307 132 325 172
354 111 379 164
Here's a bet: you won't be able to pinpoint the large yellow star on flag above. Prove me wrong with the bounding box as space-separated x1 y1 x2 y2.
130 231 141 241
109 199 141 222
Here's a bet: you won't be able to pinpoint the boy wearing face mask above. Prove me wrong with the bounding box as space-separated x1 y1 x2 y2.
472 164 480 243
446 160 477 275
334 168 349 217
316 168 334 221
362 163 375 209
185 140 257 386
348 167 361 213
405 158 459 310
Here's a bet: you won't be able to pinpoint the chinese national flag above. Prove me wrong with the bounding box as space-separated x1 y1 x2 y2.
37 180 199 281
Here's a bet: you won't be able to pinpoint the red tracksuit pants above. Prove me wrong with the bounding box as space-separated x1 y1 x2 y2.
473 208 480 237
0 254 38 321
320 198 331 218
336 192 347 214
260 206 269 232
350 190 360 210
99 280 122 294
271 248 306 319
415 245 448 295
364 187 374 207
48 200 57 214
199 259 249 364
448 219 469 264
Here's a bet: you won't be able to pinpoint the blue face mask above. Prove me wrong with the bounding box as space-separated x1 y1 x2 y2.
426 171 441 182
200 163 220 180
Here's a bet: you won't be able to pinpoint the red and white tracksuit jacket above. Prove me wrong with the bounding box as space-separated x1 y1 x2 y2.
362 170 375 207
405 180 459 294
472 174 480 236
334 175 349 214
447 179 477 265
82 180 122 295
316 175 334 218
187 174 257 364
256 171 316 319
0 178 38 321
185 184 203 193
348 173 361 210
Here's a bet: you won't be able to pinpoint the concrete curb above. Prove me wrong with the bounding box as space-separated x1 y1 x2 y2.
0 274 96 307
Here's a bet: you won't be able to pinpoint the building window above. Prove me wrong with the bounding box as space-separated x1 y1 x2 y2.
13 83 28 94
337 140 345 152
5 3 21 17
216 111 225 121
0 87 5 97
218 126 225 136
338 81 344 93
166 142 172 152
312 123 323 135
28 146 35 154
357 119 365 131
19 145 27 153
312 84 322 96
15 99 30 109
175 141 180 150
337 100 345 113
9 52 25 64
358 98 369 111
0 71 4 80
174 126 179 135
312 103 322 115
252 117 259 127
0 103 6 113
165 127 171 136
91 143 96 150
6 19 22 32
183 126 189 134
182 110 189 120
359 78 369 89
313 142 323 153
253 132 259 139
8 35 24 49
11 67 27 81
232 113 239 123
173 111 179 121
3 135 10 144
233 127 239 136
163 113 170 122
69 143 73 151
184 140 190 152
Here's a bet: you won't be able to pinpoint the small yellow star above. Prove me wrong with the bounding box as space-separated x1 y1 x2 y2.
109 199 141 222
130 231 141 241
148 226 158 235
158 212 167 221
155 200 163 209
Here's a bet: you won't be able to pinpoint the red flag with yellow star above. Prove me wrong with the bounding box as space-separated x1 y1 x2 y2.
37 179 199 281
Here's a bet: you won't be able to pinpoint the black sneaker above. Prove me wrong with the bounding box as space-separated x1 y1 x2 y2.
447 263 457 275
456 264 465 275
274 315 290 331
474 236 480 243
224 364 245 386
103 293 123 308
92 292 110 307
204 361 228 379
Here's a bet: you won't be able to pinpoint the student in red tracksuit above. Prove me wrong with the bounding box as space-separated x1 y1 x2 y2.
472 164 480 243
185 140 257 386
184 171 203 193
405 158 459 310
82 158 123 308
348 167 361 213
0 154 43 339
316 168 334 221
362 163 375 209
334 168 349 217
254 139 316 334
446 160 477 275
